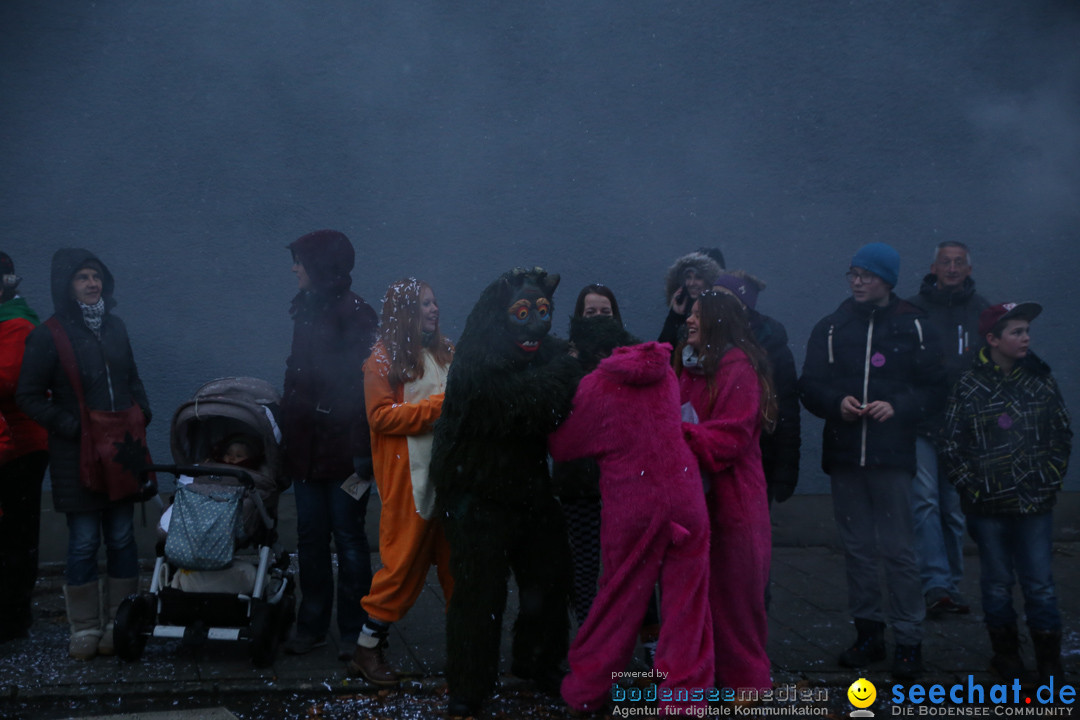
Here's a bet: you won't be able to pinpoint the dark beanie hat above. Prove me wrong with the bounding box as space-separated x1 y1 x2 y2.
0 252 13 276
851 242 900 287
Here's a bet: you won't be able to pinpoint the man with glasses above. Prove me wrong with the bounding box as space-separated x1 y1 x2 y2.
906 242 989 618
799 243 946 680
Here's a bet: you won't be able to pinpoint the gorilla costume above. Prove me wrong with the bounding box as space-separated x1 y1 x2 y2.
431 267 581 716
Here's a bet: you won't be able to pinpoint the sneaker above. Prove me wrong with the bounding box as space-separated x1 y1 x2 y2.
347 642 399 686
927 595 970 616
284 632 327 655
892 644 924 680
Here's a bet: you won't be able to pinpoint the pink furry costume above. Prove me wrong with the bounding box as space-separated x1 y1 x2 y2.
549 341 713 714
679 346 772 692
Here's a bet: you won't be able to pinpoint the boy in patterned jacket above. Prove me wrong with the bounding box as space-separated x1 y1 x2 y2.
942 302 1071 685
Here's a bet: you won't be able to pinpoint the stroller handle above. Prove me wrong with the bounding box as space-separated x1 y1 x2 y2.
140 464 257 490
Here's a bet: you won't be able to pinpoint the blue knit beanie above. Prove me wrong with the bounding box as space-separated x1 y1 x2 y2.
851 243 900 287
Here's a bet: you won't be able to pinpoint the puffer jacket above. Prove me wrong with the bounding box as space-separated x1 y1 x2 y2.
799 295 946 475
16 248 151 513
906 274 990 439
942 349 1071 516
280 231 378 482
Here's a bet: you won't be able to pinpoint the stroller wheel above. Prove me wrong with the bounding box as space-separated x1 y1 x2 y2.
115 593 153 661
249 600 280 668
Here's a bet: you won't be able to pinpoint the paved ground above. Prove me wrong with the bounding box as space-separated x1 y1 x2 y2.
2 493 1079 719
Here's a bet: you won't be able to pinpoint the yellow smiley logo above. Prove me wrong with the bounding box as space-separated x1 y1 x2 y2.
847 678 877 709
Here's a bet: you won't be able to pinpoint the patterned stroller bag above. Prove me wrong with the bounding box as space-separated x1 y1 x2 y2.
164 482 245 570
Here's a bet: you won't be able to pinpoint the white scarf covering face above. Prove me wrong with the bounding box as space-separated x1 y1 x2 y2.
404 349 448 520
78 298 106 337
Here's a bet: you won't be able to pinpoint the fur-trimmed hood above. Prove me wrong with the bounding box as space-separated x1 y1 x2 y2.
664 252 723 302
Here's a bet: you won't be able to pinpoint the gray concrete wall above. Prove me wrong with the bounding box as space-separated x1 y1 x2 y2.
3 2 1078 493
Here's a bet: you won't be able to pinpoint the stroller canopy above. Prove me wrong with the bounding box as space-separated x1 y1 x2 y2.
170 377 283 475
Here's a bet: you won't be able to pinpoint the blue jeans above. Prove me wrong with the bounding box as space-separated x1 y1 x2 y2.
65 506 139 586
912 437 966 598
966 512 1060 632
293 479 372 641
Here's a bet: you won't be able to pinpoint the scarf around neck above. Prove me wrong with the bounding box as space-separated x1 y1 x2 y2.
681 344 705 374
78 298 106 337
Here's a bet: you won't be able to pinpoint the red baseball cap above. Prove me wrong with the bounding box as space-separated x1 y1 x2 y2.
978 302 1042 337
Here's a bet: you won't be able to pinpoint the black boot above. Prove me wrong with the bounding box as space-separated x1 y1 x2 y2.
838 618 887 668
1031 629 1064 684
988 624 1026 681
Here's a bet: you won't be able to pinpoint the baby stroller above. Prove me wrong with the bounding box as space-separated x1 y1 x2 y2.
114 377 296 667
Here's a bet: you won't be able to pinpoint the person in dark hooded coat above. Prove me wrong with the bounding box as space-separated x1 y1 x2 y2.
430 267 581 717
279 229 379 659
16 248 151 660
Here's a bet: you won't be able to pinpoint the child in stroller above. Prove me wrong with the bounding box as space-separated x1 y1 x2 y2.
157 432 278 592
114 377 295 666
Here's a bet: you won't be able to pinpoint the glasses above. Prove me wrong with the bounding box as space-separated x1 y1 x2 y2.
845 270 880 285
934 258 969 269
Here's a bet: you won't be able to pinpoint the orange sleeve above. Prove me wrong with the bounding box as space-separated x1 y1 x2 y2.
363 347 445 437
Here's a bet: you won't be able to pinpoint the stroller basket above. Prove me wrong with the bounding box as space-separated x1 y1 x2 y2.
165 482 245 570
157 587 252 628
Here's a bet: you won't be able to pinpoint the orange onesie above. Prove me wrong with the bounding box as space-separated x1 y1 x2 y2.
361 343 454 623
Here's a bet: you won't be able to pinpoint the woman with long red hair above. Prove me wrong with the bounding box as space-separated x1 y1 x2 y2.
347 278 454 684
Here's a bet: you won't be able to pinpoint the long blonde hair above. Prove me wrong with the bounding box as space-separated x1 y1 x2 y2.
675 290 777 433
377 278 453 388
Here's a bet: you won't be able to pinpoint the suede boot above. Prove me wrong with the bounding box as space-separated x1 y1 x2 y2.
64 582 102 660
97 576 138 656
347 618 398 686
988 624 1026 681
1031 629 1064 684
838 618 887 668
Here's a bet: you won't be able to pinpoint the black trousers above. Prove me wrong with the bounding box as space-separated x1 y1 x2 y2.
0 450 49 639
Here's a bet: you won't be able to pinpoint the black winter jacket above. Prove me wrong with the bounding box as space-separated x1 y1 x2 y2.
905 274 990 440
280 232 378 483
799 295 946 475
750 310 801 501
16 248 152 513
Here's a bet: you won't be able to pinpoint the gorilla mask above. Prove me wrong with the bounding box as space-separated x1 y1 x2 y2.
502 268 559 357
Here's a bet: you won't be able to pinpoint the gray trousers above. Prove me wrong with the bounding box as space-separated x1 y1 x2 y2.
831 466 925 646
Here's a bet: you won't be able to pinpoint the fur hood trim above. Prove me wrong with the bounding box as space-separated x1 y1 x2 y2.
664 252 723 301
